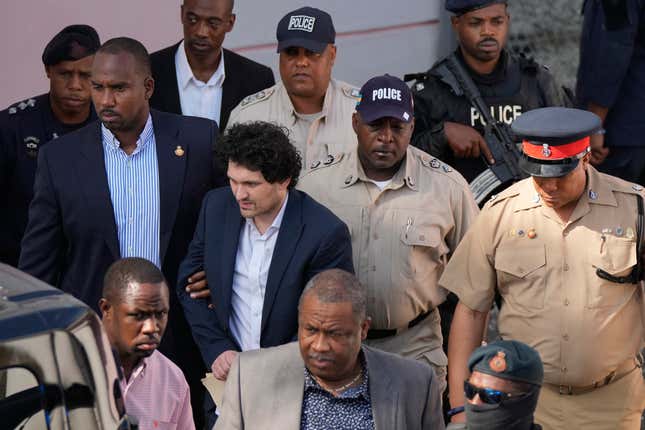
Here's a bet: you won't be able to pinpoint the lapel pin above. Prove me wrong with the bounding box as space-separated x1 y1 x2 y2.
174 145 185 157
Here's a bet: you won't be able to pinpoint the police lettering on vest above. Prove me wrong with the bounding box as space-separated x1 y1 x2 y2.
372 88 402 101
470 104 522 127
288 15 316 32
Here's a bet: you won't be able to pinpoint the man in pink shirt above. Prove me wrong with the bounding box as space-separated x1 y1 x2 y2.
100 257 195 430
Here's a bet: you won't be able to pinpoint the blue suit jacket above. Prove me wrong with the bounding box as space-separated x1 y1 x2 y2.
177 188 354 367
19 109 224 310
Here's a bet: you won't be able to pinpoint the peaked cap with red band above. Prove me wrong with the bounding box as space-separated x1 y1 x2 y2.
512 107 603 178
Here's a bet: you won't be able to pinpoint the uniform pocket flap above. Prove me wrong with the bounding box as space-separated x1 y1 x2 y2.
495 244 546 278
400 225 441 247
590 237 636 275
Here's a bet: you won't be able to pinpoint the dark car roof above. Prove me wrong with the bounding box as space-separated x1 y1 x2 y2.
0 264 93 342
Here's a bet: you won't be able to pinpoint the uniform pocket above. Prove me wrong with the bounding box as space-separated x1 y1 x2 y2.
399 223 449 279
494 243 547 310
586 234 637 308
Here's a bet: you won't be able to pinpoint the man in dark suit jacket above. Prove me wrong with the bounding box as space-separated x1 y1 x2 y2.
177 121 353 386
150 0 274 129
19 37 224 428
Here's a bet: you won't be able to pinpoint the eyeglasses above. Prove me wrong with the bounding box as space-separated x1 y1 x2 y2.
464 380 514 405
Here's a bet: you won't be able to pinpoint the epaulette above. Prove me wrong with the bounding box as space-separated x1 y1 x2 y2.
342 86 361 100
238 87 275 108
487 187 521 208
308 152 345 170
420 155 454 173
7 97 37 115
612 180 645 196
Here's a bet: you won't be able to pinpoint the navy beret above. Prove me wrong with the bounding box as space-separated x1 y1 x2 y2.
446 0 507 15
42 24 100 66
468 340 544 386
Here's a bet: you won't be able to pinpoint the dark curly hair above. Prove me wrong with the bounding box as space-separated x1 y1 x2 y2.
218 121 302 188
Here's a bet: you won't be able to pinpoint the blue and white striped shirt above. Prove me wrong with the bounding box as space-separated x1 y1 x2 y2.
102 115 161 267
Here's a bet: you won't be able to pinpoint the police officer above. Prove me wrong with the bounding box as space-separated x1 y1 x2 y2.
440 107 645 429
227 6 360 170
577 0 645 185
298 75 479 393
411 0 566 186
0 25 100 267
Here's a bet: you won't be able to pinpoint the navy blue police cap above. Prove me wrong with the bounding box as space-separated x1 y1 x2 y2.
356 74 414 124
512 107 602 178
468 340 544 387
42 24 100 66
276 6 335 54
446 0 507 15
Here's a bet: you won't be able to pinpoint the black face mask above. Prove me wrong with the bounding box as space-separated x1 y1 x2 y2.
465 387 540 430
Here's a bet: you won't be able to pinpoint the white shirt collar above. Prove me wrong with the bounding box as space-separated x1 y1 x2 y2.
175 40 226 89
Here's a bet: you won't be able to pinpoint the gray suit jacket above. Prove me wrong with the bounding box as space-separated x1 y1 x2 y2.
215 342 445 430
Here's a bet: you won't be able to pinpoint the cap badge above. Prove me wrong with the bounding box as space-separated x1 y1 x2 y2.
288 15 315 32
542 144 551 158
174 146 185 157
489 351 507 373
589 190 598 200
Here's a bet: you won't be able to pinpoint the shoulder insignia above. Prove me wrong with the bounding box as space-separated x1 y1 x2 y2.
7 97 37 115
309 152 345 170
239 88 274 108
342 86 361 99
633 184 643 192
487 188 521 208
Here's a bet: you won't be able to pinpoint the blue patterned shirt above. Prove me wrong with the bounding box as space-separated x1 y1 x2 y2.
102 115 160 267
301 354 374 430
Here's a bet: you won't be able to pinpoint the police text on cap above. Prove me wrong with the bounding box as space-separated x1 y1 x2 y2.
288 15 316 32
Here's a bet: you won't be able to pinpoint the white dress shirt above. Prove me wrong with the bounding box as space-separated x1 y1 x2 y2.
174 41 225 124
229 194 289 351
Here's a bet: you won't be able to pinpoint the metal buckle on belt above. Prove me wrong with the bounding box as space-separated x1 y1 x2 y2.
366 310 432 340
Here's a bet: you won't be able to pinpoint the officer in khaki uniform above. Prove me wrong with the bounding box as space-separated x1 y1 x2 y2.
440 107 645 430
227 6 359 169
299 75 479 392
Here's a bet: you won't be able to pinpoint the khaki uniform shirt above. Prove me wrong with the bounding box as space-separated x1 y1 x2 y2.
298 146 479 330
227 78 360 169
440 166 645 387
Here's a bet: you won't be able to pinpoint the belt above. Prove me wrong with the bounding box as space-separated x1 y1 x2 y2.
366 310 432 340
549 357 639 395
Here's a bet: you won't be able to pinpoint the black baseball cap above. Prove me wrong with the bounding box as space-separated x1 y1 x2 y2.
446 0 507 15
513 107 602 178
276 6 335 54
355 74 414 124
42 24 100 66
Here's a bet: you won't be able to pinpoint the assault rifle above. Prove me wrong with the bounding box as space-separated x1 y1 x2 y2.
434 54 528 204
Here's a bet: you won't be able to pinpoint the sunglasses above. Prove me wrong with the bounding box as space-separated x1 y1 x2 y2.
464 380 515 405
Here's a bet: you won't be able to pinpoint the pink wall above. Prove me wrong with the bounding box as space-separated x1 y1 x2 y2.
2 1 182 108
1 1 448 109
